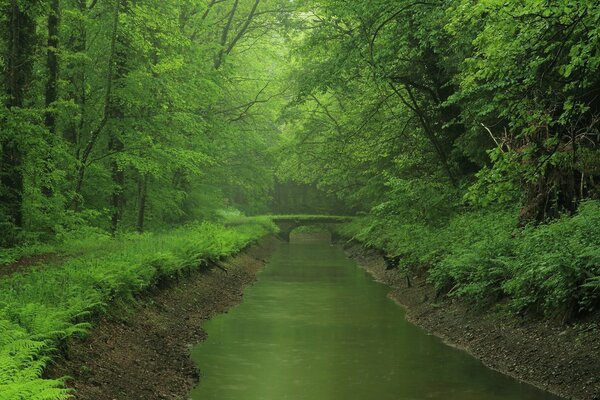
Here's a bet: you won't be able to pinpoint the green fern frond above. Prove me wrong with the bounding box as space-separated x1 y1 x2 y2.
0 379 72 400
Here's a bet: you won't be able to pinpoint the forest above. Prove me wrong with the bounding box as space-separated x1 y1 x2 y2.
1 0 599 399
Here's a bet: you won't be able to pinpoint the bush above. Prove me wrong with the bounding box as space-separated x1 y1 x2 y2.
340 201 600 318
427 210 516 304
504 201 600 318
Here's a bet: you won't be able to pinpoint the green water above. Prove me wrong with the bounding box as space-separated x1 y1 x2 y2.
190 236 561 400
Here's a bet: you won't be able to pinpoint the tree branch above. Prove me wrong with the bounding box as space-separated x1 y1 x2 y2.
225 0 260 56
214 0 239 69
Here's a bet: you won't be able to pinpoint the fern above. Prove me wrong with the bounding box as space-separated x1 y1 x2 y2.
0 379 72 400
0 222 273 398
583 276 600 290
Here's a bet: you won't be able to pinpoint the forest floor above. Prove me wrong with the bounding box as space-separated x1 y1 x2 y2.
45 236 280 400
343 242 600 400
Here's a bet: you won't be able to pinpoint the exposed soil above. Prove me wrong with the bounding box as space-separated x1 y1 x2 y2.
0 252 65 278
343 242 600 400
45 236 280 400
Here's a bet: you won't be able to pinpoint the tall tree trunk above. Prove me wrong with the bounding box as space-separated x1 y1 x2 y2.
136 173 148 233
64 0 87 146
109 0 129 234
109 134 125 234
40 0 60 199
1 1 35 229
45 0 60 133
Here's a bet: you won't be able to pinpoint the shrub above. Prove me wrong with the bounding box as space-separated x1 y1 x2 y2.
340 201 600 318
504 201 600 318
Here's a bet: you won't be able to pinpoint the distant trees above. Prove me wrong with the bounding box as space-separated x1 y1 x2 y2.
278 0 600 224
0 0 290 244
3 0 598 245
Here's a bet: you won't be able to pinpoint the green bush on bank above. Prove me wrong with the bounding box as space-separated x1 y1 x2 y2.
340 201 600 319
504 202 600 317
0 222 274 400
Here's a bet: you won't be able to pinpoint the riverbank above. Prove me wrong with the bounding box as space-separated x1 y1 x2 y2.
0 222 275 399
45 236 279 399
342 242 600 400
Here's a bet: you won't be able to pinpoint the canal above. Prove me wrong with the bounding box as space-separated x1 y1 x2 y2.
190 235 561 400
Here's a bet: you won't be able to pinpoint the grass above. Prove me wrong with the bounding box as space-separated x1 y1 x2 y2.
0 221 276 400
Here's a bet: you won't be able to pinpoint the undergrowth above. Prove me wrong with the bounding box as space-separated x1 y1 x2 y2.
339 201 600 319
0 221 275 400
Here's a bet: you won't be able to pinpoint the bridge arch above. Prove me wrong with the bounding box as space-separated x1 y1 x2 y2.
271 216 353 242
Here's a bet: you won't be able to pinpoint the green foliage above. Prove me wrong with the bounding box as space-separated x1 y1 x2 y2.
464 148 524 207
0 0 291 240
373 175 459 225
1 1 600 397
503 201 600 316
0 222 273 399
342 201 600 318
427 211 517 304
276 0 600 326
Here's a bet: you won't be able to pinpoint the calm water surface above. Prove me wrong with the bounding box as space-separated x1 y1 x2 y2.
190 236 561 400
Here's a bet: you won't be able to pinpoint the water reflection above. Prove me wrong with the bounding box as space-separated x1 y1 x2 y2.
190 236 560 400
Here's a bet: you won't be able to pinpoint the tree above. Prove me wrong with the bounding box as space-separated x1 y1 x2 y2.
1 0 36 235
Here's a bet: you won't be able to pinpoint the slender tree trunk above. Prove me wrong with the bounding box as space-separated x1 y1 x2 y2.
64 0 87 146
45 0 60 133
133 34 162 234
109 135 125 234
214 0 239 69
0 145 24 228
136 173 148 233
1 1 35 229
39 0 61 199
109 0 129 234
224 0 260 56
389 82 458 186
70 0 120 210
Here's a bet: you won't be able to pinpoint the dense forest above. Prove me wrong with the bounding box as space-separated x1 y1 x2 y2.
279 0 600 319
1 0 600 398
0 0 290 244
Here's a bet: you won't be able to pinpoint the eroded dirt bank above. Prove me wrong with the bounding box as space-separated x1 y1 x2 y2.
46 236 280 400
343 242 600 400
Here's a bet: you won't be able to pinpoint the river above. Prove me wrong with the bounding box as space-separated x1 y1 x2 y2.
190 235 561 400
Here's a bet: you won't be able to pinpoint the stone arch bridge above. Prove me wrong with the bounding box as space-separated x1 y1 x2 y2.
271 215 354 242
